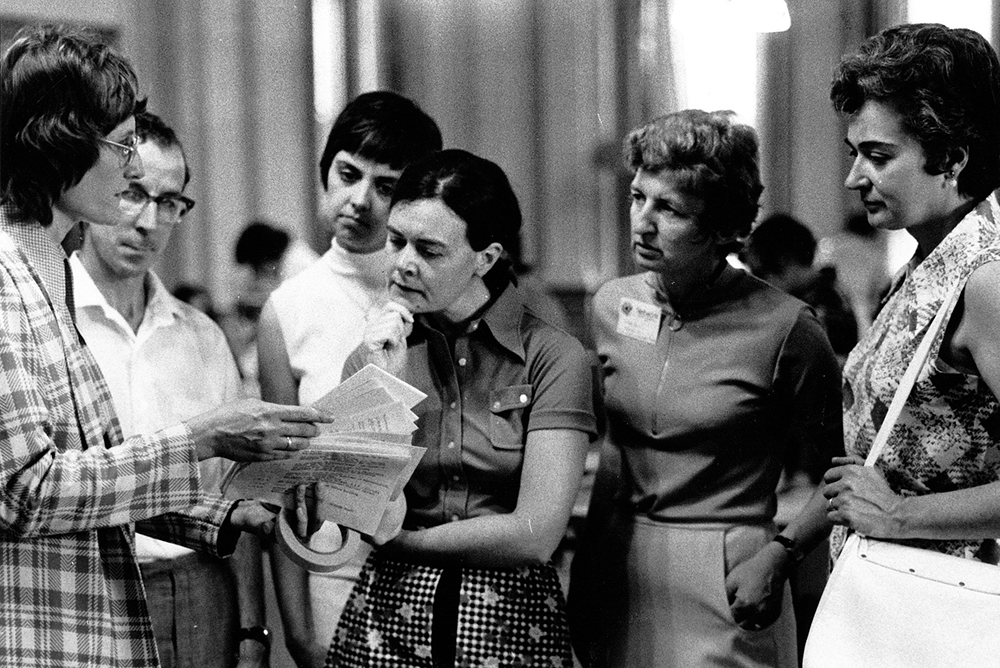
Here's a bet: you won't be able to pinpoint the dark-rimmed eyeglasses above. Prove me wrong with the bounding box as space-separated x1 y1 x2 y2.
99 134 141 168
119 184 196 225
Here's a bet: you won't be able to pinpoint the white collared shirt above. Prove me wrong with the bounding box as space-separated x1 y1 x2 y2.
70 253 242 561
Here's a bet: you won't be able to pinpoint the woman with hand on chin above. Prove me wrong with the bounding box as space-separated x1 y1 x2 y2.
327 149 597 668
822 24 1000 576
569 110 843 668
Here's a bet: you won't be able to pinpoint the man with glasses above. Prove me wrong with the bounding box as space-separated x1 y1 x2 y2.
68 111 270 668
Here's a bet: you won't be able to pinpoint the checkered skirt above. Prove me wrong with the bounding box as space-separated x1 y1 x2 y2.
327 553 573 667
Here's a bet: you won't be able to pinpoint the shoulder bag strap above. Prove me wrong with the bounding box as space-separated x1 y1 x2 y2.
864 279 965 468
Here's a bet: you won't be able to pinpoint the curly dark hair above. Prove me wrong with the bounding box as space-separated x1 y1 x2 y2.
831 23 1000 202
1 25 146 226
623 109 763 251
391 149 522 297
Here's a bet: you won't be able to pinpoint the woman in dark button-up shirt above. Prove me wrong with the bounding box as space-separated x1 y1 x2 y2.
327 149 597 668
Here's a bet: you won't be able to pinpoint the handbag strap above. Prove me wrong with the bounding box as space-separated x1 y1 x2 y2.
864 279 964 468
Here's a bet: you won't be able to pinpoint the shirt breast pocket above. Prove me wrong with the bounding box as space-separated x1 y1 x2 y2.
488 384 533 450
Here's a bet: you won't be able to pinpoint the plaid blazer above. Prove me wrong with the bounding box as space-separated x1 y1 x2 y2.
0 209 232 667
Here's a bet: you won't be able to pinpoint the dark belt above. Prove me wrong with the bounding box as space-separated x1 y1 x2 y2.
431 566 462 667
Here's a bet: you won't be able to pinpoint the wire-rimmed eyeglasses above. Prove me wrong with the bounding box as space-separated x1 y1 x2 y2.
99 134 141 168
119 184 196 225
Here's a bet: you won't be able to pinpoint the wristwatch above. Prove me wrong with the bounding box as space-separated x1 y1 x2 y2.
772 534 805 563
238 626 271 651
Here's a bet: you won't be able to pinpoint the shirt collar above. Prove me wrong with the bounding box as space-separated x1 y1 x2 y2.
69 252 182 329
325 237 392 284
0 204 69 316
413 284 526 362
644 262 743 317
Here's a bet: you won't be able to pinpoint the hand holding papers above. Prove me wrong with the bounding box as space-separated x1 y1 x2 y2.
223 364 426 571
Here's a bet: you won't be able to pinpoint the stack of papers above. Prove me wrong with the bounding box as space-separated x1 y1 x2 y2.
223 364 426 535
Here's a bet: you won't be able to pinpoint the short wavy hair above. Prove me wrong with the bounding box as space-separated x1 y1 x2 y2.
391 149 522 297
319 91 442 189
831 23 1000 202
624 110 763 249
1 25 145 226
135 111 190 187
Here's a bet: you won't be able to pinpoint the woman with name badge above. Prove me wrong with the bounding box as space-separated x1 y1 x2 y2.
327 149 597 668
569 109 843 667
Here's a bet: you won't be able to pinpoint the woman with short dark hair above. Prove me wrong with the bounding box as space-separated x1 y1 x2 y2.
822 20 1000 612
569 110 842 667
328 149 596 668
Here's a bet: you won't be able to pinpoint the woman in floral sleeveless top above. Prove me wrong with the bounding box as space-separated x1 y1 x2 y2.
822 24 1000 564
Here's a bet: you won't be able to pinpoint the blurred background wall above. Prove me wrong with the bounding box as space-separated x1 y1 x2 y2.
3 0 998 335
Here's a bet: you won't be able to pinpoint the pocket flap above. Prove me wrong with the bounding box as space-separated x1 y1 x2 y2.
489 385 533 413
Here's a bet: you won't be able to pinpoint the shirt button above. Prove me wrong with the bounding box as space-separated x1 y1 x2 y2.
493 401 501 409
450 514 461 522
452 474 460 482
450 401 457 409
447 441 455 449
519 394 527 403
458 357 467 367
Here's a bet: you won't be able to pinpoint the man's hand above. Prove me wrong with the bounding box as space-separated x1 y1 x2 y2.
185 398 330 462
363 302 413 376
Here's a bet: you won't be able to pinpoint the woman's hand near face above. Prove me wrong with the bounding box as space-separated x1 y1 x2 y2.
823 455 905 537
363 301 414 376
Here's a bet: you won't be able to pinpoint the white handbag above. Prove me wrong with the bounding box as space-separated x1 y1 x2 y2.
802 280 1000 668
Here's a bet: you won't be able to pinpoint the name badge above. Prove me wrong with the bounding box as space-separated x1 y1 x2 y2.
616 297 662 344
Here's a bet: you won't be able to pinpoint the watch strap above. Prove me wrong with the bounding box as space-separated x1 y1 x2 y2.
238 626 270 650
772 534 804 563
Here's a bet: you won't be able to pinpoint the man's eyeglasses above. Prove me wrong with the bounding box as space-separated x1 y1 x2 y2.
119 185 196 225
99 134 141 168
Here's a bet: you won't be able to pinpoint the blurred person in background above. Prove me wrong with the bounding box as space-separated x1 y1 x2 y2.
227 220 318 398
817 212 891 333
173 281 220 322
742 212 858 362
